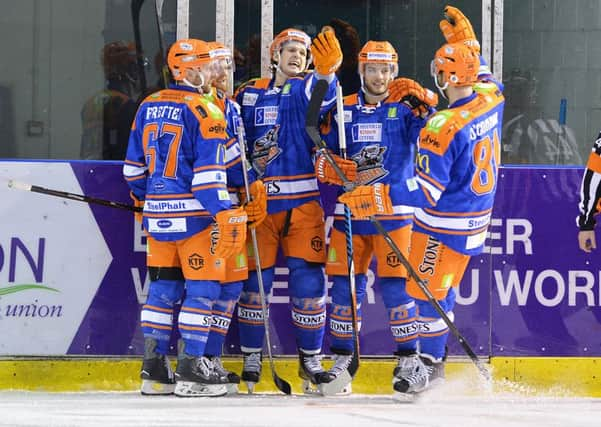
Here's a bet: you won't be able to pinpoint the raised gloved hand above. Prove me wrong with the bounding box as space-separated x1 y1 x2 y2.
315 151 357 185
130 191 144 223
439 6 480 54
311 30 343 75
338 183 393 218
242 180 267 228
213 207 248 258
388 78 438 117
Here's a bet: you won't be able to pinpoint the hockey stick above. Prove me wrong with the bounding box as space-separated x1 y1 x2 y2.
306 79 490 381
154 0 170 88
131 0 148 92
237 124 292 395
7 180 142 212
318 83 360 396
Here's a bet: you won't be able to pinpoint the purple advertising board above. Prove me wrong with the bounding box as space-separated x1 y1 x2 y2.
65 163 600 358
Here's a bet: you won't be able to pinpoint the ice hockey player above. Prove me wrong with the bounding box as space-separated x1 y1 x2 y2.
316 40 437 394
338 6 505 397
202 41 268 394
124 38 253 397
234 28 342 393
577 133 601 252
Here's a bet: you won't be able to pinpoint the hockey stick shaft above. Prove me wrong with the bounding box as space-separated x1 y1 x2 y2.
7 180 142 212
154 0 170 88
306 79 489 380
131 0 148 92
237 124 292 395
335 83 361 369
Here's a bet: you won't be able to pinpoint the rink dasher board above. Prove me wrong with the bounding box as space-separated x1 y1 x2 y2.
1 357 601 397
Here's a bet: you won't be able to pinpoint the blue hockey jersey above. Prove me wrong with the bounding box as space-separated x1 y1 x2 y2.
395 81 505 255
209 88 257 205
235 73 337 214
123 84 231 241
321 91 427 234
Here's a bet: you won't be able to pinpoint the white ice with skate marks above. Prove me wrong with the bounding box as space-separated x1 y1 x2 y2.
1 376 599 427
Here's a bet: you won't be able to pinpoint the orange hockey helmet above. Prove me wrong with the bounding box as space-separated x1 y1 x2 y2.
207 41 235 73
357 40 398 77
102 41 139 78
167 38 213 81
270 28 312 68
430 42 479 90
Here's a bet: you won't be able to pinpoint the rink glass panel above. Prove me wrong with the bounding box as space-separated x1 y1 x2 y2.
502 0 601 166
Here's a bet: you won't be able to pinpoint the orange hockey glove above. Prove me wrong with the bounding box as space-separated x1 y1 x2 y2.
388 78 438 117
315 152 357 185
242 180 267 228
311 30 343 75
130 191 144 223
213 207 248 259
439 6 480 54
338 183 393 218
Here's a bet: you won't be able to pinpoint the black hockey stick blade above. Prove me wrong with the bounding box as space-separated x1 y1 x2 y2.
272 370 292 395
7 180 142 212
305 79 329 148
305 85 490 381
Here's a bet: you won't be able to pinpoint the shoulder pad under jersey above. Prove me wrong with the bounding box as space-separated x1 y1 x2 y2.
238 78 271 92
420 110 463 155
344 93 359 106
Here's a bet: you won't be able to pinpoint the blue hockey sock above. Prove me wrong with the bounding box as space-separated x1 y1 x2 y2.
238 268 274 353
140 279 184 354
178 280 220 356
205 281 243 357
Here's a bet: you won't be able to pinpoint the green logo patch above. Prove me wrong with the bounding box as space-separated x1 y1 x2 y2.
282 83 291 95
387 107 397 118
426 111 454 133
328 247 337 262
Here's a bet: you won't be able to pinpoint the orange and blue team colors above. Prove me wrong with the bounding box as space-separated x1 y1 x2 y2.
124 85 232 241
235 73 337 214
320 88 429 356
400 79 505 257
234 71 338 359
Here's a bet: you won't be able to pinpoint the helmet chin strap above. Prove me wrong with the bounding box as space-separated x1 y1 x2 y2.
183 70 205 91
433 74 449 100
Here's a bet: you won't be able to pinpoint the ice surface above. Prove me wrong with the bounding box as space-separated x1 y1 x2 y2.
1 390 599 427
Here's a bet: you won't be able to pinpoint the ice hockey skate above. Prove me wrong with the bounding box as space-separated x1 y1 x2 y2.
209 356 240 395
241 352 262 394
393 354 445 400
140 339 175 396
319 353 354 396
298 351 335 395
174 344 228 397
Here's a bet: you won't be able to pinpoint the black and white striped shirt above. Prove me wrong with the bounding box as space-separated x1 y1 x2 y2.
578 132 601 230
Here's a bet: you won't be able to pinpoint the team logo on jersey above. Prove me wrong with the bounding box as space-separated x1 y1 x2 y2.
387 107 397 118
242 92 258 106
311 236 324 252
282 83 291 95
352 123 382 142
254 106 279 126
188 253 204 270
426 111 453 133
251 125 281 176
351 144 389 185
335 110 352 125
386 252 401 268
209 224 220 255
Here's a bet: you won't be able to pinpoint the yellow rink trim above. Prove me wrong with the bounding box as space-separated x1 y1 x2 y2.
1 357 600 397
